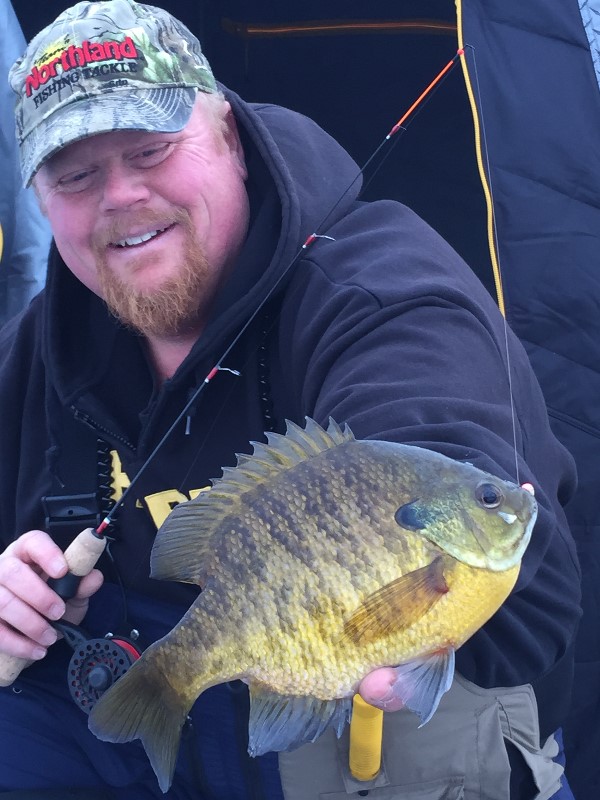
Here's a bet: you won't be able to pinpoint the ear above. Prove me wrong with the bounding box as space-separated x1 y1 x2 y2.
222 103 248 180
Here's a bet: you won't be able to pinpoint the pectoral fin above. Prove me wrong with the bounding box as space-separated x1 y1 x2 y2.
371 649 455 726
247 683 352 756
343 557 448 645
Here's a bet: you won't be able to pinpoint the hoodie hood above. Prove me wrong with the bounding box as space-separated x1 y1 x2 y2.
43 86 363 406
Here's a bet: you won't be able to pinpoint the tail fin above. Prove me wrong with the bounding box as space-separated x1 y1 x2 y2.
88 651 191 792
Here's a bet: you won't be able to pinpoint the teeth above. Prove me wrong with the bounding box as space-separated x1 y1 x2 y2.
115 225 168 248
498 511 517 525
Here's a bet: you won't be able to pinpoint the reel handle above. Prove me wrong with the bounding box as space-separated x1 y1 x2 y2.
0 527 106 686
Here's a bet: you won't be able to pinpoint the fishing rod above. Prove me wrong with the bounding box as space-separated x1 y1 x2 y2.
94 45 466 544
0 47 466 783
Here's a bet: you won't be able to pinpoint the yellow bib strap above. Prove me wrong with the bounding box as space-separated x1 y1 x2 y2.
348 695 384 782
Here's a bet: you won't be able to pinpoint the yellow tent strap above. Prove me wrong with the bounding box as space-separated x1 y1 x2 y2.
455 0 506 317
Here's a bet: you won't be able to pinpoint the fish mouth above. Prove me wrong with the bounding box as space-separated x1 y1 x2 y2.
478 497 538 571
497 511 517 525
439 489 538 572
109 223 175 249
512 500 537 558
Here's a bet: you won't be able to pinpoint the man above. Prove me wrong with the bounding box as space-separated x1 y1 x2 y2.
0 0 580 797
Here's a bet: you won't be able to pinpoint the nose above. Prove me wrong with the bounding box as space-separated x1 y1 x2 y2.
99 164 151 213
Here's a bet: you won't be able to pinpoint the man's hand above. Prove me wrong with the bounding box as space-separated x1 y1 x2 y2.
0 530 103 661
359 667 406 712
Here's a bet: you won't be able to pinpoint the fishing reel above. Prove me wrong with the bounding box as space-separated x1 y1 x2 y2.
54 620 143 714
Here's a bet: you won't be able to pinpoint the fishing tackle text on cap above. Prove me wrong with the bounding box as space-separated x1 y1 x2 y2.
9 0 218 187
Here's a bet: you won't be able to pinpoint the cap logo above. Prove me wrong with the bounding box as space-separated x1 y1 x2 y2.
9 0 218 186
25 37 139 100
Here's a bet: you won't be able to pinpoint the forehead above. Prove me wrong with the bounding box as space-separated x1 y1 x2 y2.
42 128 176 172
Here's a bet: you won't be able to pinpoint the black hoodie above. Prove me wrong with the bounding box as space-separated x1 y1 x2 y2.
0 90 580 748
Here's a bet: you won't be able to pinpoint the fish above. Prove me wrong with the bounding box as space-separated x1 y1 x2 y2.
88 418 537 792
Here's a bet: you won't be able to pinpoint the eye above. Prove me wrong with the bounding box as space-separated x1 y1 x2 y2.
130 142 173 168
475 482 503 509
57 168 96 193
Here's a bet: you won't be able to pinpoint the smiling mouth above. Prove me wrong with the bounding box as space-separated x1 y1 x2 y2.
111 223 175 248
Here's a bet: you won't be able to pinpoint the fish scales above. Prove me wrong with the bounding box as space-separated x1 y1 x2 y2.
88 418 537 793
132 441 500 695
241 443 418 596
241 463 399 641
152 440 427 692
153 540 516 702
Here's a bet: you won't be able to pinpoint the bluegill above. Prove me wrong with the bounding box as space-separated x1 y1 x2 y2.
89 418 536 791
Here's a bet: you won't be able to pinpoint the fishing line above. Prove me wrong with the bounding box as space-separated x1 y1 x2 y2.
171 48 464 491
165 54 465 500
95 49 466 535
359 53 462 198
462 44 521 485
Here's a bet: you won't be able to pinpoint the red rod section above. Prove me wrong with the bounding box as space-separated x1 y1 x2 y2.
388 49 464 138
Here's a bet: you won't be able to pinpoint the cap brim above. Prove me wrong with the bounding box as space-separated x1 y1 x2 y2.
21 86 197 187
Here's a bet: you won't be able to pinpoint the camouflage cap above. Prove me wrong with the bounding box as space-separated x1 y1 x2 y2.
9 0 217 186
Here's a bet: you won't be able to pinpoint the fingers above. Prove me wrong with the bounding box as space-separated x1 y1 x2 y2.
0 530 84 660
4 529 67 579
359 667 406 712
0 588 60 660
0 576 63 632
63 569 104 626
75 568 105 601
0 531 70 658
0 625 51 661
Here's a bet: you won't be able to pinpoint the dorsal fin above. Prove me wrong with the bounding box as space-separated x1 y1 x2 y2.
150 418 354 585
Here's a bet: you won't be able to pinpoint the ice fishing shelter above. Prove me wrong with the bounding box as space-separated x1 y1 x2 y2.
10 0 600 797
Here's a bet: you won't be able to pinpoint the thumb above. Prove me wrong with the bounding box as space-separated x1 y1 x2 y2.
359 667 406 712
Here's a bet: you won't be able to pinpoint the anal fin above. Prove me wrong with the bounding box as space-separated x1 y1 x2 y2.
247 683 352 757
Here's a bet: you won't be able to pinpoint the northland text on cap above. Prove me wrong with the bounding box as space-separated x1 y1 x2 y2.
9 0 217 186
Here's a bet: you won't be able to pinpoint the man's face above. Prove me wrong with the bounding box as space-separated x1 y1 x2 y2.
35 95 250 337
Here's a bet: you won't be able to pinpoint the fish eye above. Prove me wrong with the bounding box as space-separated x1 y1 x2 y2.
476 482 504 509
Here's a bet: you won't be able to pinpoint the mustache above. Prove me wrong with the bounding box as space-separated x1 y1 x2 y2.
91 208 192 251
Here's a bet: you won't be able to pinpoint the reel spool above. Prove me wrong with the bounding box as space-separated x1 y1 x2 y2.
55 621 142 714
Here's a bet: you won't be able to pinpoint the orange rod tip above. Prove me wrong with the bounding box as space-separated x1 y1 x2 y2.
457 47 465 56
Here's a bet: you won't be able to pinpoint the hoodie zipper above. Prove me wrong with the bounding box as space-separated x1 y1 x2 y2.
70 406 136 453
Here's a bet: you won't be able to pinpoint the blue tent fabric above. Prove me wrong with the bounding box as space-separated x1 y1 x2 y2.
580 0 600 85
0 0 50 327
460 2 600 798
